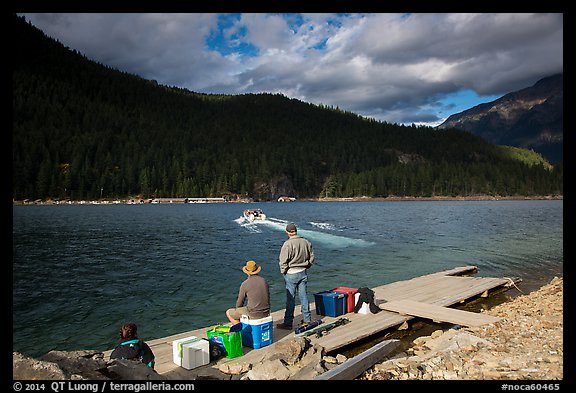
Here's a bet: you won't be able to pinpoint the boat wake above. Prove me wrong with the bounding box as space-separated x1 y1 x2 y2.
237 216 373 249
309 221 340 231
235 216 262 233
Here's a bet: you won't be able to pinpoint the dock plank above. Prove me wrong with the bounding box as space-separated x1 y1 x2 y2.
380 299 501 327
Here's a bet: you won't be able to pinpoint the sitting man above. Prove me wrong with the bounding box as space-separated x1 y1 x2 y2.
226 260 271 324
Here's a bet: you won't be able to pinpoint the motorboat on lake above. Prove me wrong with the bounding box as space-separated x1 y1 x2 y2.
243 208 266 223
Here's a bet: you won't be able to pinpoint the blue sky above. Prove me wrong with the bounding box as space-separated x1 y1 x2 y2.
20 13 563 126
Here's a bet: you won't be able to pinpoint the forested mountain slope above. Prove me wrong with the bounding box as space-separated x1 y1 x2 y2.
438 74 563 163
12 14 562 201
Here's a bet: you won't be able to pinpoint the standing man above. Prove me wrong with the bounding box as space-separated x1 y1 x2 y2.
276 223 315 330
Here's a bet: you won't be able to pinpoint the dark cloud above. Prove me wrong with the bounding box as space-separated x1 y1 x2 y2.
20 13 563 125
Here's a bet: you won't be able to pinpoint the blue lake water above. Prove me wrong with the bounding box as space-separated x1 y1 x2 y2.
12 200 563 357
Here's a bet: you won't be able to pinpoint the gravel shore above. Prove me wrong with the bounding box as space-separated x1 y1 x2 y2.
361 276 563 380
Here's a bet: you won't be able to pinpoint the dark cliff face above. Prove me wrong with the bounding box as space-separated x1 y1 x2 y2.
438 74 563 162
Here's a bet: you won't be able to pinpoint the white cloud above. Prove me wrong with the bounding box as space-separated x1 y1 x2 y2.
20 13 563 125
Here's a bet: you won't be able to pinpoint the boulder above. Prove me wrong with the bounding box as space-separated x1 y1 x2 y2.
245 358 292 380
271 336 310 365
218 362 251 375
13 350 163 380
13 352 68 380
40 350 109 380
107 359 164 380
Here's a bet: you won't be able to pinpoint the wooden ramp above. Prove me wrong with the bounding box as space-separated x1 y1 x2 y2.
104 265 512 378
380 299 501 327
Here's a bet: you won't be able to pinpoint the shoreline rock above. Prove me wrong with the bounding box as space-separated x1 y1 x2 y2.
361 276 563 380
13 350 164 380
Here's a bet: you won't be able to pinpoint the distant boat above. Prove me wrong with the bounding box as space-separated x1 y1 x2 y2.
243 209 266 223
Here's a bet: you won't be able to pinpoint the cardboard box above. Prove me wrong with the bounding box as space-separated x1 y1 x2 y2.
240 315 273 349
172 336 210 369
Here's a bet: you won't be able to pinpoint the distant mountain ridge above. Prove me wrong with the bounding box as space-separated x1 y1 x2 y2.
438 74 563 162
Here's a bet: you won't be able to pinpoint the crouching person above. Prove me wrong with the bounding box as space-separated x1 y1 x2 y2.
110 322 155 368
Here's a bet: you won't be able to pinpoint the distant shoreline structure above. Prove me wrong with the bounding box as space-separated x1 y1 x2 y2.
13 194 562 205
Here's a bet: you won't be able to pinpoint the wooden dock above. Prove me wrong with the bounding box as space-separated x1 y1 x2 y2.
104 265 513 378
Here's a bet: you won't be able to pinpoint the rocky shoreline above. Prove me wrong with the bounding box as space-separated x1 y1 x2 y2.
361 276 563 380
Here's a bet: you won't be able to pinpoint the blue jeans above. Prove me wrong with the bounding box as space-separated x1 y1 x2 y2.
282 270 311 326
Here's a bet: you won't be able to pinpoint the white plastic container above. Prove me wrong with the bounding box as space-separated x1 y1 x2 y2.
172 336 210 369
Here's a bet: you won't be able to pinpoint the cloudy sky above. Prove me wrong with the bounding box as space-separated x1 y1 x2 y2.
20 13 563 126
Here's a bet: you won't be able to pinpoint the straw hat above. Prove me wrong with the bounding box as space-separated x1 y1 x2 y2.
242 260 262 275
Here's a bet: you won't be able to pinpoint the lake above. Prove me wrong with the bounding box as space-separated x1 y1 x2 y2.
12 200 563 357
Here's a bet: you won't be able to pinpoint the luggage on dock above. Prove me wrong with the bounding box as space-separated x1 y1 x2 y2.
331 286 359 313
354 287 381 314
207 338 225 361
315 286 381 316
354 292 370 314
314 290 347 317
171 336 210 369
240 315 273 349
206 324 244 359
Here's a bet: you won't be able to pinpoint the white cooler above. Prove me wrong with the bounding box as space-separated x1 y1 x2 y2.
172 336 210 369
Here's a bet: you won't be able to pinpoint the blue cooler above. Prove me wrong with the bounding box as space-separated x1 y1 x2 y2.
314 290 346 317
240 315 273 349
